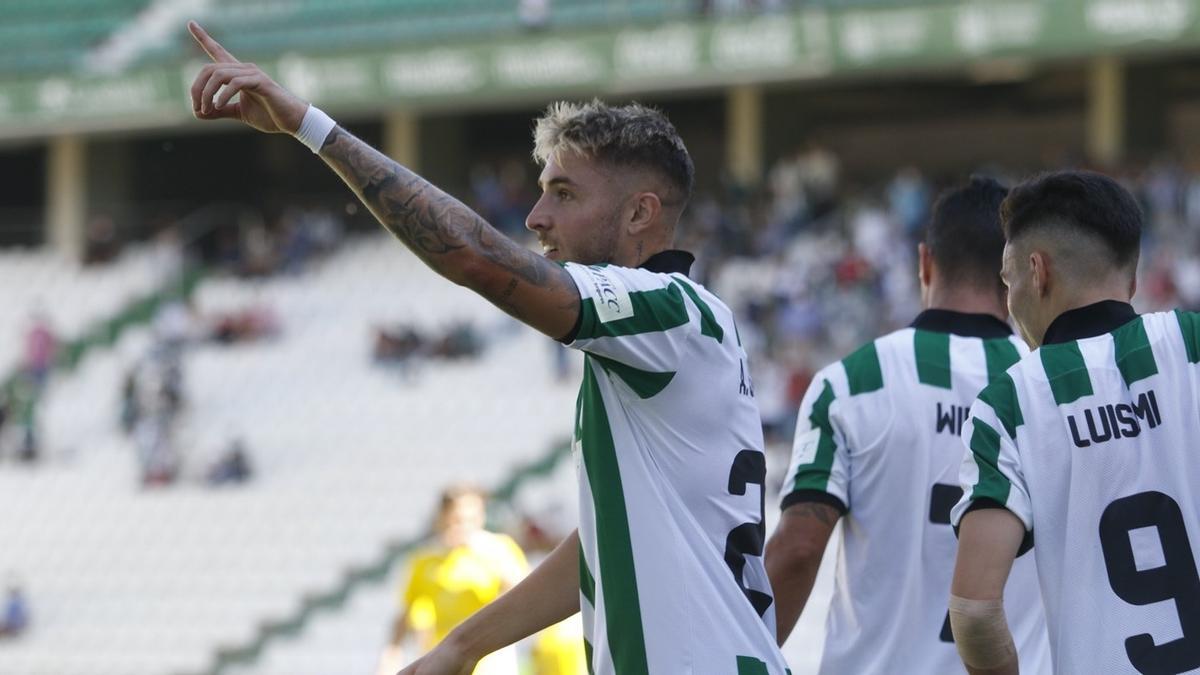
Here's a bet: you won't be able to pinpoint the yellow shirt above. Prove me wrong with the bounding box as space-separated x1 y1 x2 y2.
532 615 588 675
401 531 528 648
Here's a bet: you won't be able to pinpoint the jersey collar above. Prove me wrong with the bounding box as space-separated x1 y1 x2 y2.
638 250 695 275
1041 300 1138 345
909 309 1012 338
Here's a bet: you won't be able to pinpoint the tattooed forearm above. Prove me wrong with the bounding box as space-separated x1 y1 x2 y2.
790 502 840 528
322 127 471 257
316 127 576 332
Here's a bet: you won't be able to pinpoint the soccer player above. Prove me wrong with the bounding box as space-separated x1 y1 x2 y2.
186 22 789 675
766 177 1050 673
949 171 1199 675
379 485 528 675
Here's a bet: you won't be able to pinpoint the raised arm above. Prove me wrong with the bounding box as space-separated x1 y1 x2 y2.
186 22 579 339
315 128 579 337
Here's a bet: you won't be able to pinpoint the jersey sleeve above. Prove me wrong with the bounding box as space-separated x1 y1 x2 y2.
780 365 851 514
559 262 695 372
951 382 1034 540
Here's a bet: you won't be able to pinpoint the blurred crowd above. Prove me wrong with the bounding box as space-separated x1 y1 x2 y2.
118 298 276 488
680 150 1200 442
464 146 1200 445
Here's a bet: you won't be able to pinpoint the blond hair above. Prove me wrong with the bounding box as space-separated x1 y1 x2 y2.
533 100 694 205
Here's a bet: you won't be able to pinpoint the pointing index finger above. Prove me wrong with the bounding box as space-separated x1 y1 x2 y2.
188 20 239 64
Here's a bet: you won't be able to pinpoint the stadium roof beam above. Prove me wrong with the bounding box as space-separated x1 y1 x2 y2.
1087 56 1125 167
46 135 86 262
727 85 763 188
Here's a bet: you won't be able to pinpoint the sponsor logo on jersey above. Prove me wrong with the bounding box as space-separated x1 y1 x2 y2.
793 427 820 465
1068 389 1162 448
935 402 971 436
585 266 633 324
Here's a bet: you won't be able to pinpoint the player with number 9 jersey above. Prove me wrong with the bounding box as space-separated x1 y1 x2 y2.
562 254 788 675
957 305 1200 674
951 170 1200 675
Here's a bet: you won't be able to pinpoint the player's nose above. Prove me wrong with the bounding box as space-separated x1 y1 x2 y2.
525 198 551 233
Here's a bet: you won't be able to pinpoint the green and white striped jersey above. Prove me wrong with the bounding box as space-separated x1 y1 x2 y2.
953 302 1200 674
783 310 1049 674
561 252 789 675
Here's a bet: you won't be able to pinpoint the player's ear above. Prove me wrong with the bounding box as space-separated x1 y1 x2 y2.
917 243 933 287
1029 250 1050 298
626 192 661 236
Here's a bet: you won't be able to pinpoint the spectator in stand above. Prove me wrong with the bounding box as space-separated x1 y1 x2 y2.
83 214 120 265
768 146 807 233
377 485 528 675
207 437 252 486
797 141 840 221
22 312 56 391
887 166 931 242
518 0 550 29
7 374 39 463
0 583 28 638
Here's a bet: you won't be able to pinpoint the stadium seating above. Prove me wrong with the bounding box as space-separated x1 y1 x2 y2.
0 245 174 385
137 0 695 67
0 0 960 77
0 235 579 675
0 0 147 75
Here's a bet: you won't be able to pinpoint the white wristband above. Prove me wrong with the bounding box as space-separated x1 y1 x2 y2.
295 104 337 153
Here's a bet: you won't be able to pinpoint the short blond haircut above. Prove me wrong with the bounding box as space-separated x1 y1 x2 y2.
533 99 694 205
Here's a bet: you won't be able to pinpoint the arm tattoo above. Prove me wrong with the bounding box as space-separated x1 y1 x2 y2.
790 502 839 528
317 127 574 318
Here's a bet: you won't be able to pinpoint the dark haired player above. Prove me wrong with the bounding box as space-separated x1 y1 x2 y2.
766 177 1049 673
951 170 1200 674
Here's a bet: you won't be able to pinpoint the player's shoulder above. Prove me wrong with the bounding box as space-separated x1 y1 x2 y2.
804 331 898 403
1141 308 1200 360
1006 310 1187 386
839 327 914 396
562 261 676 294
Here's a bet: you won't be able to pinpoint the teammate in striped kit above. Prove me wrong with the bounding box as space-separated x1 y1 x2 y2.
950 171 1200 675
766 177 1050 674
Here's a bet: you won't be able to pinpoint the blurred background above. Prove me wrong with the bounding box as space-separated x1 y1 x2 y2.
1 0 1199 673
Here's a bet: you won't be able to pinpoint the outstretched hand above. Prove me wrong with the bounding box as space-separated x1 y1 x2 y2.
187 21 307 134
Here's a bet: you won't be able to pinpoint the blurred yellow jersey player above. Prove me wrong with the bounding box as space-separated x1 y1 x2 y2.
379 485 528 675
532 615 588 675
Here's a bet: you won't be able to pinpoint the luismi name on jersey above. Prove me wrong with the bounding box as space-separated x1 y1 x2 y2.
1067 389 1163 448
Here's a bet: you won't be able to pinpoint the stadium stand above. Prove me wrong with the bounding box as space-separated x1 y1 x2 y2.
0 244 180 387
0 0 149 75
6 0 1200 673
164 0 693 57
0 235 579 675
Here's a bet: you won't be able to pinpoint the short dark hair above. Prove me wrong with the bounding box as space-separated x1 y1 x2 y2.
1000 170 1142 268
925 176 1009 291
533 100 695 205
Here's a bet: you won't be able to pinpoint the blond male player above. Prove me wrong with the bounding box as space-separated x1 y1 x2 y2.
187 22 788 675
